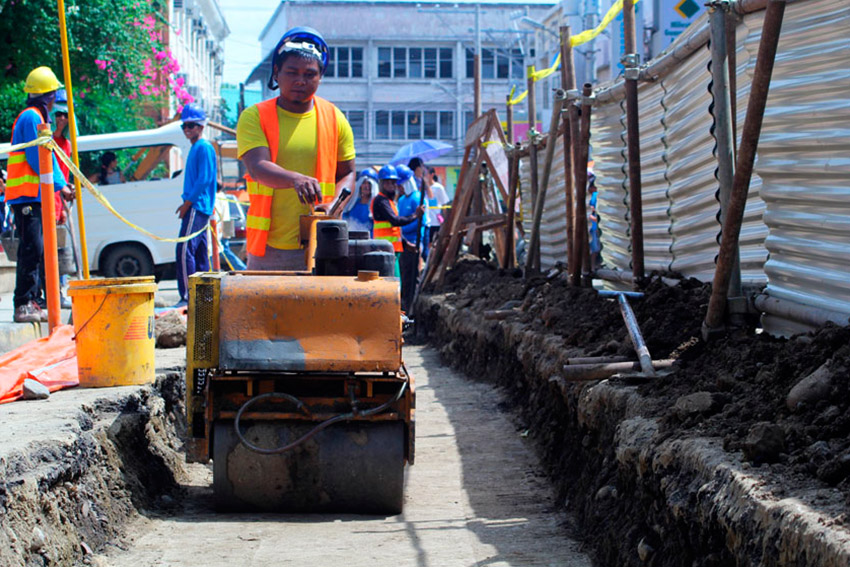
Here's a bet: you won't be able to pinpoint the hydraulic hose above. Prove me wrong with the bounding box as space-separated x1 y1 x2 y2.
233 379 409 456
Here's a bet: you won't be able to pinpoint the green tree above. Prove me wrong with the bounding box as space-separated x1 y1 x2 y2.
0 0 177 141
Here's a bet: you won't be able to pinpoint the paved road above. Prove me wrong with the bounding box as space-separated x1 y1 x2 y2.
96 345 591 567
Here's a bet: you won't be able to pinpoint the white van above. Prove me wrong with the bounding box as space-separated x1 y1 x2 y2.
1 122 240 278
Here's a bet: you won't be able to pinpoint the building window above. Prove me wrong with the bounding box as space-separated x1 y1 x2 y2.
481 48 495 79
510 48 524 79
407 111 421 139
326 46 364 78
423 111 438 139
409 48 423 78
424 48 437 78
464 111 475 133
393 48 406 78
376 110 389 139
466 47 525 80
440 48 453 78
377 46 453 79
391 110 405 139
376 110 454 140
378 47 391 78
439 111 454 140
343 110 366 139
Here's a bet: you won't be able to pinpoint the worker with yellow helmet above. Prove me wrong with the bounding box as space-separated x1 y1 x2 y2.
6 66 74 323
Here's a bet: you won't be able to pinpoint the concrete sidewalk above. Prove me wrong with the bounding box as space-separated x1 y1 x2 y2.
0 278 182 354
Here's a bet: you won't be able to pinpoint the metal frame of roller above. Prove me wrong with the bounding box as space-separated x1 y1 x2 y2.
184 270 415 514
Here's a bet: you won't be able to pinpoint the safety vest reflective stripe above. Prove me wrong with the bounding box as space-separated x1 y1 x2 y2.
320 181 336 202
6 108 42 201
245 96 339 256
371 198 403 252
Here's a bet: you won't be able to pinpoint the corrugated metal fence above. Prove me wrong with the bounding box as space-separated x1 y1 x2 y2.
518 0 850 335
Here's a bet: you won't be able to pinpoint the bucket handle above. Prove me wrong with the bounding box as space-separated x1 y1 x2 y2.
73 293 109 340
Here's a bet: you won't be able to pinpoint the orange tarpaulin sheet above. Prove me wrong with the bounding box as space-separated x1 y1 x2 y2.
0 325 79 404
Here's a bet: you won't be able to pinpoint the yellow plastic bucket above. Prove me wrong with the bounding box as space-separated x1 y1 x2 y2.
68 276 158 387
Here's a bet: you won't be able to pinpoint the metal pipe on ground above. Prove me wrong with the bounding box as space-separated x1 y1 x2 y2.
566 356 634 365
754 295 850 330
570 84 593 287
709 2 743 302
559 25 576 271
562 360 674 382
594 268 634 284
623 0 645 285
525 92 565 275
704 0 787 336
615 293 656 376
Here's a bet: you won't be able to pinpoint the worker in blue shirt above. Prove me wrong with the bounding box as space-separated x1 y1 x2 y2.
6 67 72 323
396 164 424 246
175 103 217 307
395 164 424 313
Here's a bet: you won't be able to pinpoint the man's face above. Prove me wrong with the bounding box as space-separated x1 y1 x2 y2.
276 57 322 105
182 122 202 141
380 179 397 196
54 113 68 133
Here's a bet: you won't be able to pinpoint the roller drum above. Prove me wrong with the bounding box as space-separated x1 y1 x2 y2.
213 420 405 514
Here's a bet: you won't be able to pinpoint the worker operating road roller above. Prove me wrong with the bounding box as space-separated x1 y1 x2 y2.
236 26 356 271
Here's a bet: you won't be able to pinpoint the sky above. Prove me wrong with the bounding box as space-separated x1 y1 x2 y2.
218 0 278 87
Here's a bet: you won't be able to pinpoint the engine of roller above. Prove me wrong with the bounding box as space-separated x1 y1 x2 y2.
184 215 414 514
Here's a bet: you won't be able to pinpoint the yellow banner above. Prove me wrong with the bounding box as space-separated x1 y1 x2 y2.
507 0 639 106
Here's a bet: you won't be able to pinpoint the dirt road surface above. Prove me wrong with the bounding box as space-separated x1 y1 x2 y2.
95 345 591 567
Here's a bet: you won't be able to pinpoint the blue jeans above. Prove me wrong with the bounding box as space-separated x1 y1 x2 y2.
176 208 210 302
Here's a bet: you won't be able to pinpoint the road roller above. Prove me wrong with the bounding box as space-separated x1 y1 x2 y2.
184 218 414 514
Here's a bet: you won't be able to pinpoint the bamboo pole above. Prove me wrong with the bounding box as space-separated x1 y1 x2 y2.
571 84 593 287
559 25 577 272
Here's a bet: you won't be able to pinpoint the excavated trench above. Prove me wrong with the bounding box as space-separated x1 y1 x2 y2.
415 259 850 567
0 372 187 567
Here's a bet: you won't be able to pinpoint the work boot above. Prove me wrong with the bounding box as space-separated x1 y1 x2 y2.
14 303 41 323
33 301 49 322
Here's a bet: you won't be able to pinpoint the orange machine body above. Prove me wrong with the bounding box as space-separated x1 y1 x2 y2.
218 274 401 373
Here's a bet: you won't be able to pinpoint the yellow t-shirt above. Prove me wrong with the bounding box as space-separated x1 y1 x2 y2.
236 101 356 249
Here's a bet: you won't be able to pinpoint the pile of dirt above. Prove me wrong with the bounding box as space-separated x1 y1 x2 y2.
419 258 850 565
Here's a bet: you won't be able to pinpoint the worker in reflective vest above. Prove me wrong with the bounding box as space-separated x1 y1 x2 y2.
6 67 73 323
237 26 356 271
372 165 424 280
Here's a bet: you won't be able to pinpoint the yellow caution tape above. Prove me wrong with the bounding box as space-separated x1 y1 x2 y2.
2 136 208 242
507 0 639 106
48 139 208 243
209 225 237 272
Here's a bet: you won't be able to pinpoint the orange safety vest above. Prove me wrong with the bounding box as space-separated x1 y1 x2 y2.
6 107 43 202
372 195 403 253
245 96 339 256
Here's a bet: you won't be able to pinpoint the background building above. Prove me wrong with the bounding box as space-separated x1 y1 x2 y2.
168 0 230 121
531 0 707 130
245 0 558 179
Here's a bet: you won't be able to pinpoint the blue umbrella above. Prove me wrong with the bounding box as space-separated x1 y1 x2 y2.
389 139 453 165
